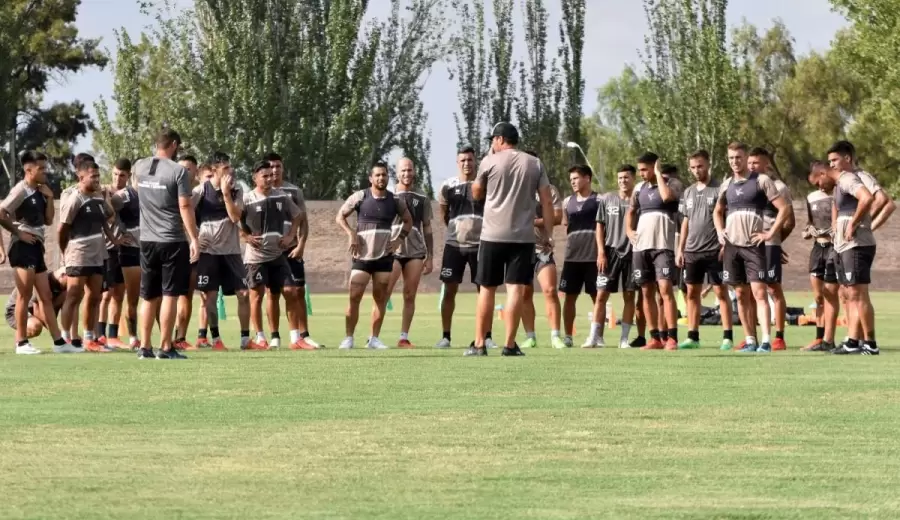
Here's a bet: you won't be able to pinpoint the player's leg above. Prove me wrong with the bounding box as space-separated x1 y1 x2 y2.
380 259 403 344
244 262 269 350
588 286 611 348
559 261 581 346
500 244 536 354
60 271 86 344
265 260 287 348
397 258 424 347
468 242 502 356
224 255 251 349
174 261 198 349
83 272 109 351
712 284 734 349
521 281 537 346
341 265 371 349
156 243 190 358
436 245 464 347
369 263 393 348
681 252 704 349
12 267 36 349
655 251 679 349
856 247 877 352
119 247 141 349
539 259 563 347
136 242 164 357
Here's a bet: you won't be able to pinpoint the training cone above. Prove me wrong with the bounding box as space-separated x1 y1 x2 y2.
606 303 616 329
217 288 226 320
387 298 394 311
496 304 504 320
305 287 313 316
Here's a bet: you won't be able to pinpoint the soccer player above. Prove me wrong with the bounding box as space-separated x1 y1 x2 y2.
521 152 564 350
193 152 250 350
174 154 201 350
241 161 304 350
193 163 215 345
676 149 734 350
809 164 877 354
469 122 555 357
336 161 413 349
713 142 790 353
58 160 119 352
267 152 320 350
626 155 684 350
559 165 600 347
826 140 893 350
98 159 132 348
133 128 200 360
434 146 495 349
107 160 142 349
5 267 66 339
585 165 638 349
384 157 433 348
0 151 74 354
802 162 839 352
748 148 794 350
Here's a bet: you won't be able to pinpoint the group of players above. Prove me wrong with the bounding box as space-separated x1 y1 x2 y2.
1 122 892 357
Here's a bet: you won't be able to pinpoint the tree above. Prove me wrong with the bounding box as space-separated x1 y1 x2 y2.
449 0 491 157
489 0 516 125
559 0 586 155
0 0 107 193
94 0 446 199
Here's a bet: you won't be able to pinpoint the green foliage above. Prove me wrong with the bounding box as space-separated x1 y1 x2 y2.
94 0 446 199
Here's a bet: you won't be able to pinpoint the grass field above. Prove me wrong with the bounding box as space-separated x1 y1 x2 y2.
2 291 900 519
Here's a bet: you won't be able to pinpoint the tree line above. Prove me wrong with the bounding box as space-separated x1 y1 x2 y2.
1 0 897 198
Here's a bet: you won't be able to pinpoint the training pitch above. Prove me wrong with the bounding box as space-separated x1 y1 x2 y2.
1 291 899 519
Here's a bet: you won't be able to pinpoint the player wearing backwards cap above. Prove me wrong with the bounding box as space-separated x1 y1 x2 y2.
192 152 250 350
675 149 734 350
267 152 321 350
0 151 74 354
336 161 413 349
584 164 638 349
384 157 433 348
434 146 496 349
468 122 555 357
132 128 200 360
713 142 791 353
240 160 304 350
825 140 893 353
802 161 839 352
559 164 600 348
520 150 565 350
58 160 120 352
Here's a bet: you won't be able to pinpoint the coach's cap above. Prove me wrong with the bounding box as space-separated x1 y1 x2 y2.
487 122 520 144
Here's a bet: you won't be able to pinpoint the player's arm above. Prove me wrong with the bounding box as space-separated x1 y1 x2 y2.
654 162 676 202
472 161 489 201
849 185 874 234
422 202 434 261
831 197 837 238
537 186 555 247
713 194 727 245
560 196 570 228
336 193 359 238
625 196 638 244
595 209 607 271
871 191 895 231
221 185 242 224
176 169 200 261
758 195 789 243
397 198 413 236
57 196 77 252
676 217 689 265
0 208 17 235
39 185 55 225
779 189 796 240
58 223 71 252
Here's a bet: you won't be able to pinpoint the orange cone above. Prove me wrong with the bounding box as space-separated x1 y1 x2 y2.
607 304 617 330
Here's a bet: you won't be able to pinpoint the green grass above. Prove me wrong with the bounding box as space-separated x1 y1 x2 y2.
2 291 900 519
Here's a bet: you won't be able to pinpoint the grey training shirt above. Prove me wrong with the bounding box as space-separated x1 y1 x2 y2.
133 157 192 243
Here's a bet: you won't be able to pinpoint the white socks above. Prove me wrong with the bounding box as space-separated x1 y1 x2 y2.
550 330 560 338
526 331 536 340
399 332 409 341
290 329 301 343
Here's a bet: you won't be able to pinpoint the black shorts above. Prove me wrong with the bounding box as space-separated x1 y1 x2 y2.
197 253 247 295
119 246 141 268
140 241 191 299
351 255 394 275
632 249 677 285
103 248 124 290
764 245 783 284
440 245 478 284
282 254 307 287
476 241 535 287
8 241 47 273
834 246 875 286
809 243 837 283
723 244 765 285
246 256 289 293
534 252 556 274
396 256 425 269
559 261 598 295
683 250 724 285
67 265 104 278
597 249 637 293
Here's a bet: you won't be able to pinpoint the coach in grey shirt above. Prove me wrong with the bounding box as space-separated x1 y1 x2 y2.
467 122 555 357
132 128 200 360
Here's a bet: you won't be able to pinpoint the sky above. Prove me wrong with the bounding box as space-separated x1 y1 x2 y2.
47 0 847 191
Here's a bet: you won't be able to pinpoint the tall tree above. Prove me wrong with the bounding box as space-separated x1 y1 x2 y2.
449 0 491 157
559 0 586 155
94 0 446 199
489 0 515 125
0 0 107 193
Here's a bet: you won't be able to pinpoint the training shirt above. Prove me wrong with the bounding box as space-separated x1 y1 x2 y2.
110 186 140 247
340 189 410 261
762 179 793 246
60 190 109 268
392 190 432 259
192 180 244 256
856 170 882 196
278 181 307 250
718 173 781 247
806 190 833 243
632 178 683 252
0 181 48 243
679 180 721 254
833 172 876 253
241 188 302 264
562 192 601 262
477 149 550 243
596 192 632 258
534 185 562 252
132 156 192 243
438 177 483 251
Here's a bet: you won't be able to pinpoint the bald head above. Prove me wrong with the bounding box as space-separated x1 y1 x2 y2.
397 157 416 189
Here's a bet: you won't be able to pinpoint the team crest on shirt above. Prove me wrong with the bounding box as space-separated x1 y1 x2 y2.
812 204 818 211
413 199 419 207
846 272 852 281
758 271 765 279
662 268 670 276
768 269 775 278
255 206 262 212
30 198 36 205
707 197 714 205
454 188 462 195
737 189 745 196
276 202 282 211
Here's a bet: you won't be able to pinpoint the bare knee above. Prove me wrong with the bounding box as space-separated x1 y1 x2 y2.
26 318 43 338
